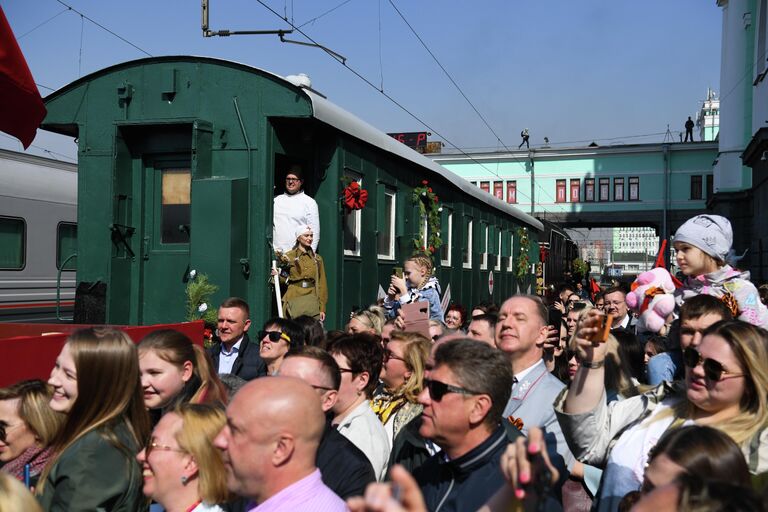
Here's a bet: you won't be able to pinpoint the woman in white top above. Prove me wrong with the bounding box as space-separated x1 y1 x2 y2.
137 403 229 512
327 333 391 480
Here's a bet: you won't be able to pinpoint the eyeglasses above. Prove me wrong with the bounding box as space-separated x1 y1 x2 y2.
258 330 291 343
383 349 405 363
683 347 744 382
285 177 302 183
145 439 186 458
424 378 480 401
0 422 24 443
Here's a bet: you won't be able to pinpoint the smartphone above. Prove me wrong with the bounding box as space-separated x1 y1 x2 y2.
547 308 563 331
590 313 614 343
402 301 430 339
393 267 404 279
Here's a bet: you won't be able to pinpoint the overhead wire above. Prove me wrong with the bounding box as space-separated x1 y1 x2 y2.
16 7 69 39
0 133 77 163
297 0 356 28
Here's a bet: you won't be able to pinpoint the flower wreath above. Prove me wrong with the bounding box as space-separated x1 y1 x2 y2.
412 180 442 256
515 227 531 280
343 181 368 210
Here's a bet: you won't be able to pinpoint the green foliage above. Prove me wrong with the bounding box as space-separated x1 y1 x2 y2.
412 180 443 259
515 227 531 280
185 272 219 325
573 258 590 276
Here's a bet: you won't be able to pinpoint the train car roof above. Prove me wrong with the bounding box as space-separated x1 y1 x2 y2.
42 56 541 231
0 148 77 205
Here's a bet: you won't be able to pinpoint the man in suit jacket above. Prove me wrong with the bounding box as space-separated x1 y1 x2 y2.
207 297 266 381
496 295 573 483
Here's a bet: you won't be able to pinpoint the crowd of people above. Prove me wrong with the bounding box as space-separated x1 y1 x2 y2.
2 213 768 511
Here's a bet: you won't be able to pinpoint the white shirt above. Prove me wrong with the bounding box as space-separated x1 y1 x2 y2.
273 191 320 253
335 400 391 481
217 336 243 375
513 358 543 384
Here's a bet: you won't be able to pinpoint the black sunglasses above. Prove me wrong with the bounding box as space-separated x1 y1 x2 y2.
683 347 744 382
424 378 480 401
258 330 291 343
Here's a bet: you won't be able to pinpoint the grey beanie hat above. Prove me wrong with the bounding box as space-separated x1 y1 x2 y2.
673 214 732 261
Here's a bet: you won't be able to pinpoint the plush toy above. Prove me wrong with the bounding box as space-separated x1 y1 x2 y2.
626 267 677 333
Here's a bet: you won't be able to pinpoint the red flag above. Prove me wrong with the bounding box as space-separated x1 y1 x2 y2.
589 277 601 300
0 6 46 149
653 239 668 269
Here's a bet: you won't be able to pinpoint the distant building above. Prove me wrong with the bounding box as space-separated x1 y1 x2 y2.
696 88 720 142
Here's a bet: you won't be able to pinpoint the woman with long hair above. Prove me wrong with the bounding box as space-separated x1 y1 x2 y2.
137 403 228 512
0 380 63 487
138 329 227 423
371 331 431 443
37 328 151 511
559 318 768 511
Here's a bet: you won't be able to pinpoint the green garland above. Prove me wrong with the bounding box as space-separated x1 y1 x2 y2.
515 227 531 280
412 180 443 257
573 257 590 277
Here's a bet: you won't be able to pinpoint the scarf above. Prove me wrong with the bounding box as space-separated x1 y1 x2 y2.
1 445 54 481
370 390 408 425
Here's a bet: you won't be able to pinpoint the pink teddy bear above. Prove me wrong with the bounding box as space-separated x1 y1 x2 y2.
626 267 676 333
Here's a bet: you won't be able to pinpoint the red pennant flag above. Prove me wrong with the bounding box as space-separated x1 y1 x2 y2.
0 6 46 149
589 277 601 300
653 239 668 269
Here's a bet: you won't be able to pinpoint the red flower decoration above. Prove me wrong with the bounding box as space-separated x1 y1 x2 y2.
428 187 433 193
429 246 435 253
344 182 368 210
421 180 429 185
433 196 439 203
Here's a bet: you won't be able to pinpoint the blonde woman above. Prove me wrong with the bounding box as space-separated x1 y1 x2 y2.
38 328 151 511
0 473 43 512
371 331 431 443
558 318 768 510
348 306 386 336
0 380 63 488
137 403 228 512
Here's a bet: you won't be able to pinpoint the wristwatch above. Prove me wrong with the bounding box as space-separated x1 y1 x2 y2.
581 359 605 369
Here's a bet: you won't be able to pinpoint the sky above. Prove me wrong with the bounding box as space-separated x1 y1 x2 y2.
2 0 723 163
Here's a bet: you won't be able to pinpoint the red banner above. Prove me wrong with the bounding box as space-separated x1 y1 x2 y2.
0 321 204 387
0 6 46 148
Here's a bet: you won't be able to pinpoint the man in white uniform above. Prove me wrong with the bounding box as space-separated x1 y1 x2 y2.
273 164 320 253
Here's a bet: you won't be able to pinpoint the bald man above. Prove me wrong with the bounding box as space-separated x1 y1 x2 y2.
214 376 347 511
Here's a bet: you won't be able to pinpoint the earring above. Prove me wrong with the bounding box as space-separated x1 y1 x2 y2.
181 475 189 486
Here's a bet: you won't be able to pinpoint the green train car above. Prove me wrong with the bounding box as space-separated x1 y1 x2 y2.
41 56 542 329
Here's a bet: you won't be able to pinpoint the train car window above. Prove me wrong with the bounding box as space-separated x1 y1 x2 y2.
507 232 515 272
343 171 362 256
462 217 473 269
480 223 489 270
0 216 25 270
377 189 396 260
439 210 452 267
56 223 77 270
494 229 502 272
160 169 191 244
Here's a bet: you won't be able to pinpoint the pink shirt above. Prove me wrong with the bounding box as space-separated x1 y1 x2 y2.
246 469 347 512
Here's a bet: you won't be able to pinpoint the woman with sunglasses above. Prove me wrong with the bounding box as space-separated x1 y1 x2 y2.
0 380 64 488
557 316 768 511
37 328 151 511
139 330 228 425
258 317 303 375
371 331 431 444
137 403 228 512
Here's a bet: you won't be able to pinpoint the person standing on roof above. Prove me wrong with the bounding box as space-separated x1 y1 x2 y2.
518 128 530 149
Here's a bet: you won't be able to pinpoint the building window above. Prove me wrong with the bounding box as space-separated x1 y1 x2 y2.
507 181 517 203
629 177 640 201
0 216 25 270
377 190 396 260
614 177 624 201
440 210 453 267
343 171 362 256
585 178 595 202
556 179 567 202
57 223 78 270
706 174 713 201
480 181 490 194
570 179 580 203
599 178 610 201
161 168 191 244
462 217 473 269
493 181 503 200
690 175 703 200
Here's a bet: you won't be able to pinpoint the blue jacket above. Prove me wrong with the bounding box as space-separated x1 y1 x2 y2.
384 276 443 321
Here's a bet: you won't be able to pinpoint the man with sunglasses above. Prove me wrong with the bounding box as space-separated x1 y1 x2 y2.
272 164 320 254
411 339 522 512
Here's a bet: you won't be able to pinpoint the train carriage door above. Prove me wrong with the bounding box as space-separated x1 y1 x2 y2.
139 156 191 324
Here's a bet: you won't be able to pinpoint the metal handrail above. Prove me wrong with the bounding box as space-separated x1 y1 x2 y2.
56 254 78 322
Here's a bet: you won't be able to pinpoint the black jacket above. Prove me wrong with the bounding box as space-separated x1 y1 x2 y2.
207 332 266 381
317 420 377 500
413 425 522 512
388 413 432 478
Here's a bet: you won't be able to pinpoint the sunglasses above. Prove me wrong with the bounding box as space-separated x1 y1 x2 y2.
0 422 22 443
424 378 480 401
258 330 291 343
683 347 744 382
145 439 185 458
383 349 405 363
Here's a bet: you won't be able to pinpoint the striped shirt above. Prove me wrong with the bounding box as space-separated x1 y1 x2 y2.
246 469 347 512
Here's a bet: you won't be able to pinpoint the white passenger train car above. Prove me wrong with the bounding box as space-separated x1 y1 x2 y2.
0 148 77 322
